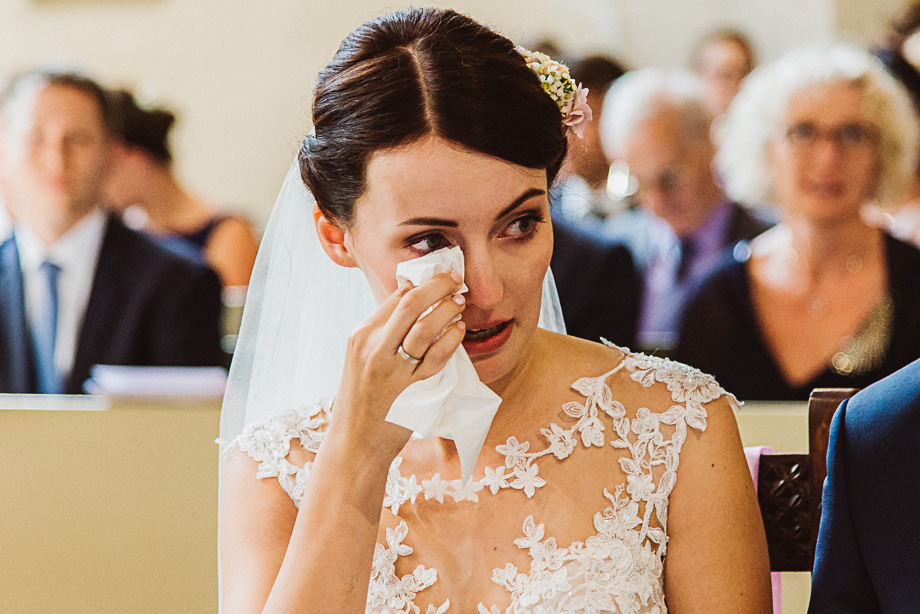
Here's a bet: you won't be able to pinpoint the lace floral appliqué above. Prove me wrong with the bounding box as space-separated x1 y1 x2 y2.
234 350 730 614
235 402 327 508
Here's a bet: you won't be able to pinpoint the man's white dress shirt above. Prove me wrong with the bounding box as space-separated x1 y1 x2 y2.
0 204 11 241
15 210 107 383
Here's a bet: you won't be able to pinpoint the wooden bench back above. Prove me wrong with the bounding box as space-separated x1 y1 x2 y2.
757 388 857 572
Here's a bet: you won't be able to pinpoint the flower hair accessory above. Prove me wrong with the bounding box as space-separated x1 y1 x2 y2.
517 46 593 138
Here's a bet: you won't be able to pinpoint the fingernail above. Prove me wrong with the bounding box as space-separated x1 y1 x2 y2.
453 294 465 305
456 320 465 330
451 314 463 323
450 271 463 284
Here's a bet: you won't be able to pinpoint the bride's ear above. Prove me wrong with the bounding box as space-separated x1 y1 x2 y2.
314 204 358 268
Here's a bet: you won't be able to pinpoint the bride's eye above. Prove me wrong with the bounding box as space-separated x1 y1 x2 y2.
502 213 544 240
408 233 452 254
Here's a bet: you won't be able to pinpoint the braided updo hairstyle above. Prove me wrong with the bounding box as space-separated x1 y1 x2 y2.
299 7 569 228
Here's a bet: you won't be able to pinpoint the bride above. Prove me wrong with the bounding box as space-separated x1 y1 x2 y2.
218 8 771 613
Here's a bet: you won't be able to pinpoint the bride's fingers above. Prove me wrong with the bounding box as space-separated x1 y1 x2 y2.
399 292 465 360
381 272 463 351
411 319 466 381
365 280 416 327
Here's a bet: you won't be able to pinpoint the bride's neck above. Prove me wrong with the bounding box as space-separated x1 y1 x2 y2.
483 328 545 399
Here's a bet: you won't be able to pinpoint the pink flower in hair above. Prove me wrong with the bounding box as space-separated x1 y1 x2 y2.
517 46 594 138
562 84 592 139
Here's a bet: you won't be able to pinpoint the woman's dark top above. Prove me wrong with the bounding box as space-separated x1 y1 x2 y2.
177 215 229 248
673 234 920 401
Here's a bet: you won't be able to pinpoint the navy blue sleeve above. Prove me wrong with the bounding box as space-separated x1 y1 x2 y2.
808 399 882 614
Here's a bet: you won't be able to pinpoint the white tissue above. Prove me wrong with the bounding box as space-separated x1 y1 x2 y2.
387 246 502 484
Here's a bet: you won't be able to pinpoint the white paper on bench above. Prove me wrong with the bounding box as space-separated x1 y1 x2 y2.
85 365 228 397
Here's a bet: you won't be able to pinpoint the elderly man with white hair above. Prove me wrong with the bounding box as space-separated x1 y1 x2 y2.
600 68 772 352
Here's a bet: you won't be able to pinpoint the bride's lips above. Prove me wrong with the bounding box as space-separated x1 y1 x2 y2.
462 320 513 355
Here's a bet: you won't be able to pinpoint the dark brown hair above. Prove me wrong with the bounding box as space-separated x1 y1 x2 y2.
568 55 628 95
891 1 920 37
109 89 177 165
299 8 569 227
1 67 114 132
691 29 757 76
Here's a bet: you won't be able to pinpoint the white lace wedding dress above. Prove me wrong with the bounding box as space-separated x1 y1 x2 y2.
231 349 734 614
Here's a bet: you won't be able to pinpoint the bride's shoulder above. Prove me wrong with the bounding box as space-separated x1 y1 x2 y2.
226 400 330 488
537 328 626 368
541 330 738 413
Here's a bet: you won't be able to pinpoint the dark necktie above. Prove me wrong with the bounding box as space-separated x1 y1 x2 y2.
32 260 62 394
675 237 696 283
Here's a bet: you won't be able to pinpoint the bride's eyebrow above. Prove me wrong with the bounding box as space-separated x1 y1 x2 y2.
398 187 546 228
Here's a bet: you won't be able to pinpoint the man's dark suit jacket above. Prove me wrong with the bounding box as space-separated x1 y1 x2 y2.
608 202 774 274
0 214 224 394
722 201 775 252
809 358 920 613
551 220 640 348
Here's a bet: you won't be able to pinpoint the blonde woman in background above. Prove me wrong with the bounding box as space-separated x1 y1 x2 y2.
675 46 920 401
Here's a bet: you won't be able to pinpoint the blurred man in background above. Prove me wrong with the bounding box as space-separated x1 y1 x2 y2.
601 68 772 352
0 68 223 394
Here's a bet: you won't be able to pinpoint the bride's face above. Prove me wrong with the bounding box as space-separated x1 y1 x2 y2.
345 136 553 387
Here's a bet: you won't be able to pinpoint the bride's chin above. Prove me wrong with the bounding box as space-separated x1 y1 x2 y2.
468 326 541 390
467 342 513 385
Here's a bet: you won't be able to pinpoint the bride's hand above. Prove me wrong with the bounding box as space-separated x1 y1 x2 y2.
325 271 466 463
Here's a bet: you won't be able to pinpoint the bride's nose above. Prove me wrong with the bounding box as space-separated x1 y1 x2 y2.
463 248 503 311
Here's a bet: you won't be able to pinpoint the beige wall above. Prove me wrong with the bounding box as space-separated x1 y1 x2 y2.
834 0 902 45
0 0 892 228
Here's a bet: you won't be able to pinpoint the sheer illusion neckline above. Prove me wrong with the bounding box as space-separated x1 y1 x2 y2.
234 348 734 613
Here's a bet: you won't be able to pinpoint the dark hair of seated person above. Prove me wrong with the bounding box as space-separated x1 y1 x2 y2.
690 29 757 76
567 55 628 94
872 3 920 109
299 7 569 228
108 89 177 165
1 67 114 131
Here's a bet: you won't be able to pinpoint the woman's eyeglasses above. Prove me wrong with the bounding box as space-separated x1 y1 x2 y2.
783 121 879 153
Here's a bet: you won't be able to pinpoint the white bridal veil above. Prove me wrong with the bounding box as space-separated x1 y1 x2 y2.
218 157 567 454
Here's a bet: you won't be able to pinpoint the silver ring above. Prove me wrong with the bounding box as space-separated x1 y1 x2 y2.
397 345 422 365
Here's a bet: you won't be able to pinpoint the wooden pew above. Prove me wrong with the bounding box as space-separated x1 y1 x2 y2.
756 388 857 572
